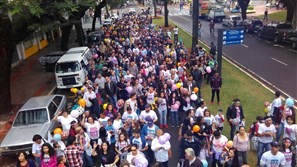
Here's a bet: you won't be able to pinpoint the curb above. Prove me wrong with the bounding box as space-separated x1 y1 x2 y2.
169 19 297 108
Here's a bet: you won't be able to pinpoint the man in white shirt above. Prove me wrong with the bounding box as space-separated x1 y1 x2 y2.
195 101 207 117
122 106 138 123
257 116 276 165
151 129 171 166
173 25 179 42
271 91 282 119
260 141 285 167
139 105 158 124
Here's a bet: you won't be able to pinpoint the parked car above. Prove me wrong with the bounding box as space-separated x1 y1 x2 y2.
258 22 295 44
206 8 226 22
235 19 263 33
222 15 242 27
86 30 104 45
103 18 112 27
39 51 67 72
0 95 67 155
128 8 136 14
110 13 119 20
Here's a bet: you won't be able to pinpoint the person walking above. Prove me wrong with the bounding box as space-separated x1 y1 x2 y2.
226 98 245 140
260 141 285 167
209 20 215 37
263 8 268 21
183 148 203 167
257 116 276 166
210 72 222 105
198 21 202 37
233 126 250 166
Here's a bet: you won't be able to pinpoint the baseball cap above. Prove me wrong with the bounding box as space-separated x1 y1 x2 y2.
145 104 151 108
271 141 280 147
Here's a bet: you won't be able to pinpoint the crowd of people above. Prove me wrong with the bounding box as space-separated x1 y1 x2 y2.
15 7 297 167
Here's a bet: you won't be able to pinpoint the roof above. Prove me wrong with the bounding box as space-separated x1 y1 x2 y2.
19 95 56 111
57 47 88 63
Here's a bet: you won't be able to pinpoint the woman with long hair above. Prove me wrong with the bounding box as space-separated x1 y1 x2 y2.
16 152 36 167
220 147 239 167
233 126 250 166
40 143 57 167
281 137 296 167
115 133 131 163
92 141 119 167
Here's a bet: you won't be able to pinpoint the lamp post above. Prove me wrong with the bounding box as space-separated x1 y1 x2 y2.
192 0 199 53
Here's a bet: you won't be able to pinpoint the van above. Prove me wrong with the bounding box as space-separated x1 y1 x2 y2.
206 9 226 22
55 47 91 89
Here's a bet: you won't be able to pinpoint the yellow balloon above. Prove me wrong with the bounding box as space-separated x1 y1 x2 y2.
103 103 108 110
176 83 182 88
72 88 78 94
80 87 85 92
264 108 269 113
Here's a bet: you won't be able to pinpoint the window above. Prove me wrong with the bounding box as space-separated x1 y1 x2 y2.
52 96 63 107
48 102 58 119
56 61 81 73
13 108 48 126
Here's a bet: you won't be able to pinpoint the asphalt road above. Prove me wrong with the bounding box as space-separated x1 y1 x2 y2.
167 6 297 99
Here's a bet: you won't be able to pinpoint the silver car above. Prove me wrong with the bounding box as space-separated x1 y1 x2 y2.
0 95 66 155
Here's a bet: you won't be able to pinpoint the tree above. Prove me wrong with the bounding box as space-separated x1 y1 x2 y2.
192 0 199 52
237 0 250 20
279 0 297 24
0 0 94 114
92 0 107 31
164 0 169 27
153 0 157 17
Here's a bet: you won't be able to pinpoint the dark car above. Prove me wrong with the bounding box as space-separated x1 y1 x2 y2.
39 51 67 72
258 22 294 43
244 19 263 33
86 30 104 45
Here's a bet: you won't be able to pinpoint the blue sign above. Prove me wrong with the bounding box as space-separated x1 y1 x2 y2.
222 29 244 45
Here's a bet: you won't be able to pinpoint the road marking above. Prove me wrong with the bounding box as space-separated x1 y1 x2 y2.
273 44 284 48
240 44 249 48
264 40 271 43
271 57 288 66
289 49 297 53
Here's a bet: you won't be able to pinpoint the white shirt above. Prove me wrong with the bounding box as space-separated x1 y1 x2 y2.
203 115 215 126
283 121 297 141
151 137 171 162
212 135 228 153
126 152 145 166
98 116 110 127
122 111 139 123
214 114 225 128
32 140 44 155
271 97 282 115
139 110 158 122
258 124 276 143
195 106 207 117
173 27 179 35
83 91 96 102
158 99 167 111
83 121 101 140
260 151 285 167
57 116 77 132
125 98 138 113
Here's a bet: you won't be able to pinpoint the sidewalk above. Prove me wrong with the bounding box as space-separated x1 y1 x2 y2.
0 29 78 141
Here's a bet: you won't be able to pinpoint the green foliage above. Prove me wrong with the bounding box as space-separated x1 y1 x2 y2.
247 5 254 10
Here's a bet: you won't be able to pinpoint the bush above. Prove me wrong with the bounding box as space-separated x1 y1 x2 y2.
247 5 254 10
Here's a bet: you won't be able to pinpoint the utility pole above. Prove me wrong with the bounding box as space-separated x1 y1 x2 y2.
192 0 199 53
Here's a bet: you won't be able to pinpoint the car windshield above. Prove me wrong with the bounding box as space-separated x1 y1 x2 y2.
13 108 48 126
56 61 80 73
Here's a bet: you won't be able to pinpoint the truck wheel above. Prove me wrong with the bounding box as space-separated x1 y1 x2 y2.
274 35 280 43
292 41 297 49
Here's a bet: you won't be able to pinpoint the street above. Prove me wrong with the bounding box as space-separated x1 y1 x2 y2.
165 3 297 99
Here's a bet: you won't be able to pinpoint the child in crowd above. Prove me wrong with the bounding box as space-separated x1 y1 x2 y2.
214 109 224 131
